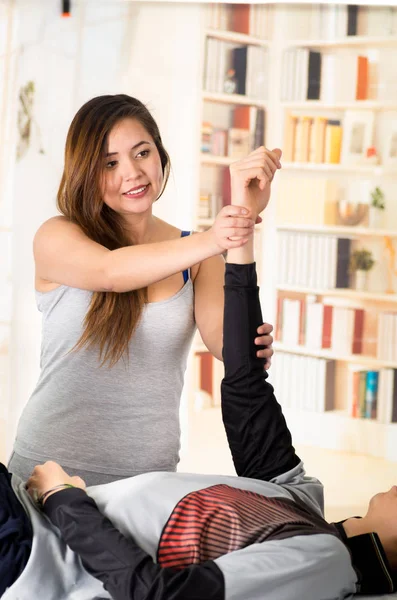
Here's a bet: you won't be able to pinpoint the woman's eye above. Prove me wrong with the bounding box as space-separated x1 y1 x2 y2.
137 149 149 158
105 160 118 169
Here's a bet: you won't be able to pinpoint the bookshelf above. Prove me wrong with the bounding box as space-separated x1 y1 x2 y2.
205 28 270 48
282 101 397 111
202 91 267 108
198 4 269 232
281 163 390 175
277 225 397 238
276 285 397 304
200 154 233 167
195 3 271 413
285 37 397 50
195 2 397 461
274 343 397 371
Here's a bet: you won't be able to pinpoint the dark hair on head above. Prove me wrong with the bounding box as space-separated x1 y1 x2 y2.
57 94 171 366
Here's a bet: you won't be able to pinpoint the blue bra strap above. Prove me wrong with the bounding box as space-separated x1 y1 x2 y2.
181 230 191 284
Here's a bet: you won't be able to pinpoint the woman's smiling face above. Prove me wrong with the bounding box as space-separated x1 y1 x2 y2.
101 117 164 217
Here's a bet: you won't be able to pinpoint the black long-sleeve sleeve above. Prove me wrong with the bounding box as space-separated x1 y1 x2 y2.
43 488 224 600
221 262 300 481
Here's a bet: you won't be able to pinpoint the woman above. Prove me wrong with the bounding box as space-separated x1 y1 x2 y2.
9 94 279 485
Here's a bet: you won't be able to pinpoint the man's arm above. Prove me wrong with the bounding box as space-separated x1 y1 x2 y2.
43 487 224 600
222 148 300 481
221 262 300 481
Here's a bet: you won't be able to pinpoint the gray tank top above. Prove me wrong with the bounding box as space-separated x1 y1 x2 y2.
13 275 196 478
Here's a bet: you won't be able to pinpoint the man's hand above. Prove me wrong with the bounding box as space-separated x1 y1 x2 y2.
255 322 274 370
27 461 86 505
230 147 282 218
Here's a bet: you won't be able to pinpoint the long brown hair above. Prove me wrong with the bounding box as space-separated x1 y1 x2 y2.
57 94 171 366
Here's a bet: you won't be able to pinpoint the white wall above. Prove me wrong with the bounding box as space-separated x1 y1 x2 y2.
5 0 204 457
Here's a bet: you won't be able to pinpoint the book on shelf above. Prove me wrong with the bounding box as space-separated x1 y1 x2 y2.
276 232 351 289
253 107 266 148
284 114 343 165
377 369 397 424
200 106 266 160
205 3 273 39
307 50 322 100
282 4 397 41
365 370 379 419
356 56 369 100
228 128 251 159
279 298 305 346
230 3 250 34
293 116 311 162
324 120 342 164
282 50 370 103
194 350 225 409
377 312 397 363
249 4 273 40
347 5 358 36
222 166 231 206
197 192 219 221
201 122 228 157
232 46 247 95
201 122 213 154
212 129 228 156
335 238 351 289
330 306 364 355
205 3 231 31
310 116 327 163
277 295 364 356
232 106 266 152
203 37 268 100
274 356 397 423
347 366 386 421
197 351 213 398
271 352 335 413
358 6 396 37
304 301 333 350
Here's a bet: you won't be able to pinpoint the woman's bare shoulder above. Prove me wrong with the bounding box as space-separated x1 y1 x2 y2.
35 215 83 238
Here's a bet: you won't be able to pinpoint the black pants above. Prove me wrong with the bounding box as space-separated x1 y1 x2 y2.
42 262 301 600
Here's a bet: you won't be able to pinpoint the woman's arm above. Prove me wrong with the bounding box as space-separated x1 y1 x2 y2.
34 205 254 293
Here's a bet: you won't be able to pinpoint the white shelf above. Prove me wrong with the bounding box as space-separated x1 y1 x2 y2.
202 91 266 108
274 342 397 369
282 407 397 462
285 36 397 49
282 101 397 112
205 28 270 48
281 162 390 175
200 153 234 166
276 284 397 303
276 223 397 237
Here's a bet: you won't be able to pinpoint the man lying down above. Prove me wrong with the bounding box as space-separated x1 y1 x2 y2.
3 212 397 600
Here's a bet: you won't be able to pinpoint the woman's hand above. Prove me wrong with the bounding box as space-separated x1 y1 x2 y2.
27 461 86 505
230 147 282 218
255 322 274 370
208 204 255 252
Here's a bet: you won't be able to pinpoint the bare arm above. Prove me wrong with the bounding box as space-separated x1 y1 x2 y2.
194 255 225 361
34 208 253 293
